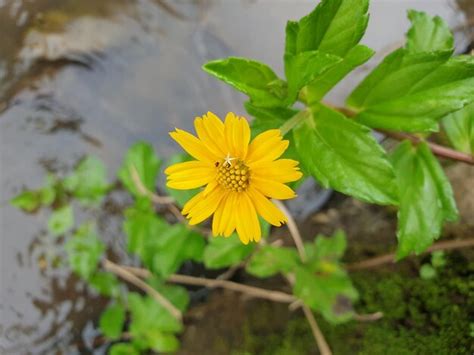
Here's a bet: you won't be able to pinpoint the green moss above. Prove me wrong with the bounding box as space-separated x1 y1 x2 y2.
235 253 474 354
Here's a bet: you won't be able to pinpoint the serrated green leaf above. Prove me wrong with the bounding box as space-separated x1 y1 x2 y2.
309 230 347 263
203 57 286 108
118 142 161 198
306 45 375 103
406 10 454 54
164 153 199 208
246 246 299 278
10 190 42 212
88 271 120 297
204 233 255 269
294 267 358 324
293 105 398 205
348 49 474 132
99 303 126 340
63 156 109 205
390 141 458 259
289 0 369 57
48 205 74 236
65 223 105 279
442 101 474 154
109 343 140 355
245 101 298 137
284 50 341 103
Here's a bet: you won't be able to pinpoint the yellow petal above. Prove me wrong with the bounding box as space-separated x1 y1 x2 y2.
170 129 217 163
247 186 287 226
212 192 236 237
194 113 227 158
186 186 226 225
223 113 251 159
166 161 216 189
251 177 297 200
250 159 303 183
182 191 205 215
247 129 289 164
235 192 261 244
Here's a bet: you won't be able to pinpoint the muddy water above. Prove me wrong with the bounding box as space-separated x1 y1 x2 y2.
0 0 465 353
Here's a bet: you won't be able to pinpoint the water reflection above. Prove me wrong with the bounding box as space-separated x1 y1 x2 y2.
0 0 465 353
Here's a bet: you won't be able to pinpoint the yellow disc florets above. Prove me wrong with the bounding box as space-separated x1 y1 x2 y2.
216 159 250 192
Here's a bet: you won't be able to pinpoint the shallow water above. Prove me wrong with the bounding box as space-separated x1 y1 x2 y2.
0 0 466 353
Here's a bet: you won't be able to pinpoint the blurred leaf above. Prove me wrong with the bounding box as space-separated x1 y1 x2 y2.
307 230 347 264
48 205 74 236
128 292 182 352
99 303 126 340
63 156 109 205
442 102 474 154
431 251 446 268
293 267 358 323
286 0 369 57
390 141 458 259
203 57 286 108
293 104 398 205
306 45 374 102
65 223 105 279
40 174 57 206
118 142 161 198
10 190 42 212
164 153 199 208
109 343 140 355
88 271 120 297
420 264 437 280
246 246 300 278
149 281 190 312
406 10 454 54
204 233 255 269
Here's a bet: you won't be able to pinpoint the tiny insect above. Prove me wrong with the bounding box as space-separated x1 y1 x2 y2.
215 162 220 167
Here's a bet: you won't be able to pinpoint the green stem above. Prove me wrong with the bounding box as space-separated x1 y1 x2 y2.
280 109 310 136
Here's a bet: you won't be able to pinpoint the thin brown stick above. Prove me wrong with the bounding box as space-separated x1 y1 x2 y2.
353 312 384 322
273 200 307 262
130 166 175 204
103 259 182 321
302 306 332 355
123 266 296 303
326 103 474 165
379 130 474 165
347 238 474 271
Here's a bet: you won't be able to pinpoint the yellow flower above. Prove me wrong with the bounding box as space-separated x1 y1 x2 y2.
165 112 303 244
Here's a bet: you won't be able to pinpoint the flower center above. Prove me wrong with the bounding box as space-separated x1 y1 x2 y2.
216 158 250 192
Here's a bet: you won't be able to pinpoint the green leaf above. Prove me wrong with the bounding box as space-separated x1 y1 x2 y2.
151 226 206 278
63 156 109 205
431 251 446 268
419 264 437 280
88 271 120 297
293 105 398 205
246 246 299 278
284 50 341 103
348 49 474 132
164 153 199 208
308 230 347 263
118 142 161 198
294 267 358 323
406 10 454 54
306 45 375 102
109 343 140 355
442 102 474 154
47 205 74 236
288 0 369 57
99 303 126 340
245 101 299 137
149 281 190 312
204 233 256 269
10 190 42 212
65 223 105 279
390 141 458 259
203 57 286 108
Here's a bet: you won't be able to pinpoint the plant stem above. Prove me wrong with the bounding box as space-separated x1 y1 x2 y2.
280 109 310 136
103 259 182 321
302 306 332 355
122 266 296 303
273 200 307 262
347 238 474 271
